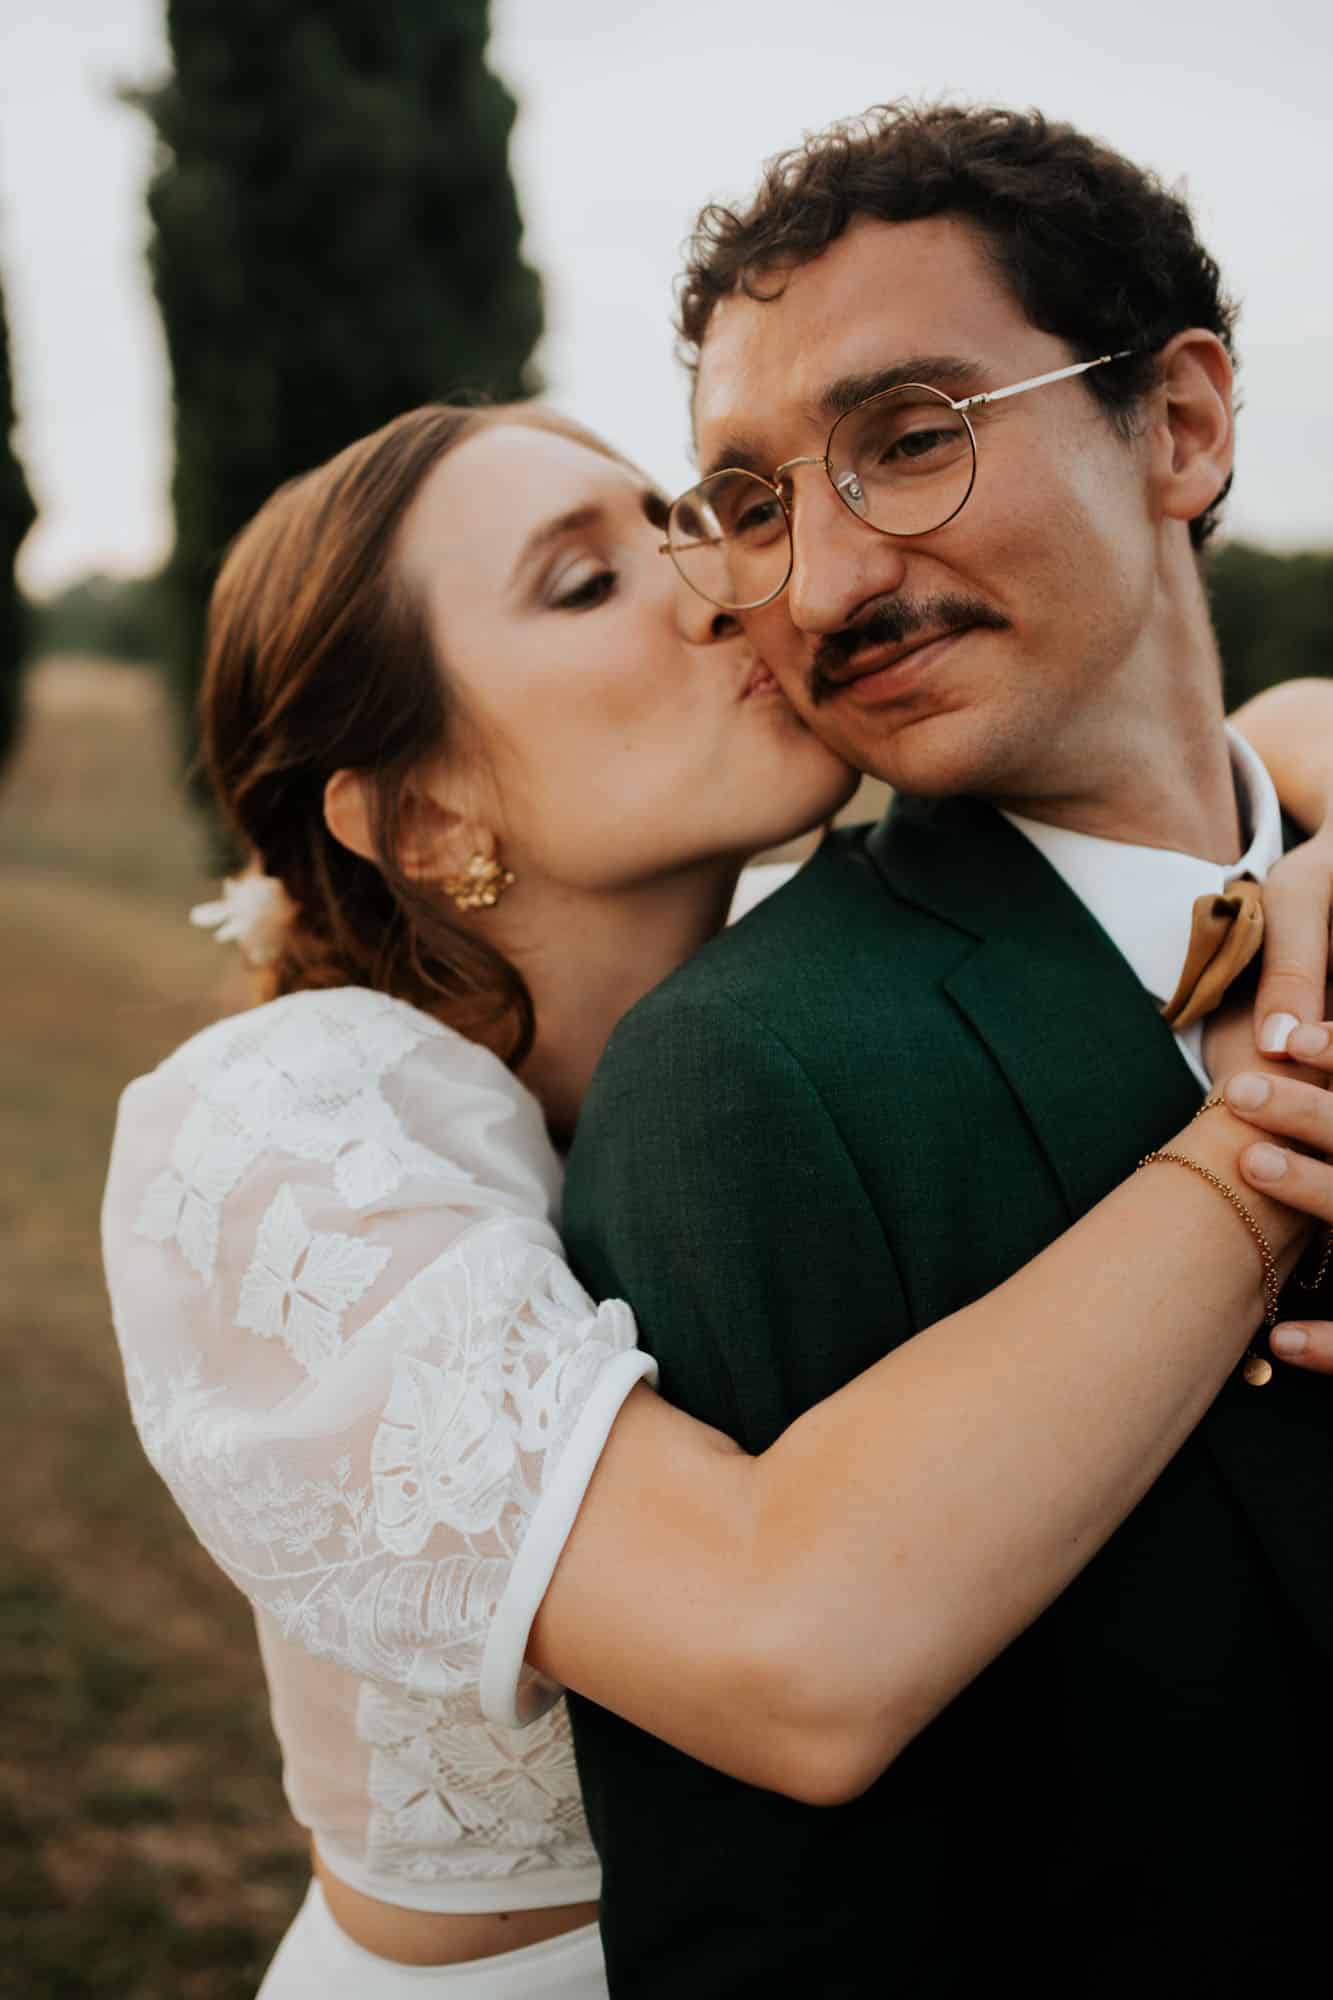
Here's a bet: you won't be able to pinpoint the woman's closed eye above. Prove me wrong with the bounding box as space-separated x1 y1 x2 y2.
550 564 618 612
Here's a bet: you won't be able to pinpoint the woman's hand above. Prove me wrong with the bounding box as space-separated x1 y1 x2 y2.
1251 824 1333 1057
1219 1033 1333 1371
1205 997 1305 1095
1229 677 1333 1057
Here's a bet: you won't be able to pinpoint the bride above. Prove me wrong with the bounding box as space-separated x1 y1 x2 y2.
102 401 1333 1999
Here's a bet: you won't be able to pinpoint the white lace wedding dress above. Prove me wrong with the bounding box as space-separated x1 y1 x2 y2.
102 986 657 1941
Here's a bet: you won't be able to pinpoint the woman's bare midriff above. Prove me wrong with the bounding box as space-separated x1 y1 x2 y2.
312 1845 598 1967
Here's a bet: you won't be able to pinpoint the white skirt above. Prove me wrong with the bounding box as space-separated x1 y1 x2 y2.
256 1881 608 1999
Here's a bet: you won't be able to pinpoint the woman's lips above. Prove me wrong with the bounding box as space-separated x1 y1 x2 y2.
742 661 782 698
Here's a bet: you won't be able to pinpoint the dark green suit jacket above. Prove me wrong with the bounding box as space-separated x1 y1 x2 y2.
563 794 1333 1999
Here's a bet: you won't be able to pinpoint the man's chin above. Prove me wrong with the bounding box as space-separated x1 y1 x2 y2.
807 701 1000 797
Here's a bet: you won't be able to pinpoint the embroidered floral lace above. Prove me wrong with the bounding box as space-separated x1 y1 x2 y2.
101 988 654 1913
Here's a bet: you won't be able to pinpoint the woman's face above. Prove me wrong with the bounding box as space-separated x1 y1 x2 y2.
395 422 856 895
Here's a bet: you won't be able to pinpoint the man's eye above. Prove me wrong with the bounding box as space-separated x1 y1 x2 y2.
886 427 953 463
552 568 617 611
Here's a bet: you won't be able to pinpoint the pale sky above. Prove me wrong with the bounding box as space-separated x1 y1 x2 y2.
1 0 1330 593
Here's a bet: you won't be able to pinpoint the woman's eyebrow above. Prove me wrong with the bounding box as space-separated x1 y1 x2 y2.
509 505 603 591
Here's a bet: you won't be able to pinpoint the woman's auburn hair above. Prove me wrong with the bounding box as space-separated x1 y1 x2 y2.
200 401 621 1068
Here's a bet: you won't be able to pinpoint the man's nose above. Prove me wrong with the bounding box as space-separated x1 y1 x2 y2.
785 465 908 636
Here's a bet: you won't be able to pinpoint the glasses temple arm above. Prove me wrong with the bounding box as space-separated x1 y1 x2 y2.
955 349 1136 413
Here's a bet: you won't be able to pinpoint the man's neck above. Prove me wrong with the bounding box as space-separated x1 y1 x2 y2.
993 582 1243 861
995 722 1243 862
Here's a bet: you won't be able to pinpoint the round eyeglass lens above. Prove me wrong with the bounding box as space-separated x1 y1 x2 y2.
666 469 792 611
827 385 976 537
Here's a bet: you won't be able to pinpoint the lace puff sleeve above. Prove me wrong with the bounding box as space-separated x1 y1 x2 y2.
101 989 654 1729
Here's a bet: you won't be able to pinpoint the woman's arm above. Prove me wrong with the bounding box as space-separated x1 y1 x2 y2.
1233 677 1333 834
530 1063 1333 1808
1230 678 1333 1050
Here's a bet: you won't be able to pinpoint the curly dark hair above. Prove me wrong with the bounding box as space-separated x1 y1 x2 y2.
678 103 1239 547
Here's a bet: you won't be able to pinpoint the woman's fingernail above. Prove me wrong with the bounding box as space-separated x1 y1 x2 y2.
1243 1142 1289 1182
1225 1073 1271 1111
1287 1023 1331 1059
1258 1012 1300 1054
1271 1324 1310 1358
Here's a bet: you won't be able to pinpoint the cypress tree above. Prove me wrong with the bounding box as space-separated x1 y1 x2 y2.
132 0 543 730
0 257 36 770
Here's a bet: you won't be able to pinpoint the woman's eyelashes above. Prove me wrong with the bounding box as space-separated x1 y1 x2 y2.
549 563 618 612
544 497 667 612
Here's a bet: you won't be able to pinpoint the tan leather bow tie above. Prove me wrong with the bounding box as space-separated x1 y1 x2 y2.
1161 876 1265 1031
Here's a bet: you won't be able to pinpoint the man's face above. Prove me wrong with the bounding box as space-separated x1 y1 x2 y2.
691 214 1161 803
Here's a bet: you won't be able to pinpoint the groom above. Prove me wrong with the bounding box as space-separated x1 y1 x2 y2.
563 106 1333 1995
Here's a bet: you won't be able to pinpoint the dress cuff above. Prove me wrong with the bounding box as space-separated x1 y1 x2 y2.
479 1337 658 1727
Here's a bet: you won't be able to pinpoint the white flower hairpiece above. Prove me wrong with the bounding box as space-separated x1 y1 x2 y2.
189 870 293 968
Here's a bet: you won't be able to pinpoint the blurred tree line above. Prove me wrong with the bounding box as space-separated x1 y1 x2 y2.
26 541 1333 719
5 0 541 774
130 0 542 743
1 0 1331 775
1 260 35 767
1207 545 1333 707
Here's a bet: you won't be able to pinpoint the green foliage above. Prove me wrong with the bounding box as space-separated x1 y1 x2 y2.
29 571 171 667
130 0 543 740
0 261 37 771
1209 542 1333 706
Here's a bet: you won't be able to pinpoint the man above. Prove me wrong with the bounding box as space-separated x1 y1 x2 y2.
563 106 1333 1995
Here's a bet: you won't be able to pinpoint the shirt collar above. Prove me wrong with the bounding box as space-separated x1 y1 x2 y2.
1000 728 1284 1005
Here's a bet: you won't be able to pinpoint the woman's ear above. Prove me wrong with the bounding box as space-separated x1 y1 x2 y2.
323 768 377 864
1149 329 1234 531
325 763 499 885
398 788 499 886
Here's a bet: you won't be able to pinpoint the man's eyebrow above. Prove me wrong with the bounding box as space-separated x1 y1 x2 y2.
818 356 983 420
698 437 770 483
509 505 603 591
698 357 985 483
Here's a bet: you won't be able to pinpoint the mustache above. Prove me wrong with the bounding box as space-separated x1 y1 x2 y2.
808 596 1010 706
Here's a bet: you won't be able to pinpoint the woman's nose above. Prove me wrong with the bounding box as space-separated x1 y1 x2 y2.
677 582 741 647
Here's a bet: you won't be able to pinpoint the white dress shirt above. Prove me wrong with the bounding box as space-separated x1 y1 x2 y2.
1002 728 1284 1088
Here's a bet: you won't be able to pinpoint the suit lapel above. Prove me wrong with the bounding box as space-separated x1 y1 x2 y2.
867 793 1203 1213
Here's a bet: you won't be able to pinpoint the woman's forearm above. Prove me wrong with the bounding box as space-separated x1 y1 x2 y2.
530 1101 1310 1802
1232 678 1333 832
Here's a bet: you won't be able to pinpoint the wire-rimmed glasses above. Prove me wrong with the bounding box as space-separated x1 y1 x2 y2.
662 350 1135 612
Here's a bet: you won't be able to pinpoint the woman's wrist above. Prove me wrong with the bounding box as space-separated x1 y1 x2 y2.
1170 1100 1312 1264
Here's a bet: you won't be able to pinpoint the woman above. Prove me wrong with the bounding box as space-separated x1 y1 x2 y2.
102 401 1333 1998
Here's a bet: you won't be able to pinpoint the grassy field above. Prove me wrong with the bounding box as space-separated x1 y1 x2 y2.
1 660 309 2000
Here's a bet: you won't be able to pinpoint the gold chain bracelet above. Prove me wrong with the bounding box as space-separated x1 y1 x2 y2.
1138 1138 1282 1390
1137 1149 1282 1328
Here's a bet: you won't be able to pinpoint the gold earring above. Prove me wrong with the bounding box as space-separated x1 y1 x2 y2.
443 853 516 912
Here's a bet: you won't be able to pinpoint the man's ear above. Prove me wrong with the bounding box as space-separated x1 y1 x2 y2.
323 765 498 885
1149 329 1234 531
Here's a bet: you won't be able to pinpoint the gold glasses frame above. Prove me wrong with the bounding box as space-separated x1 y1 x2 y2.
662 349 1136 611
